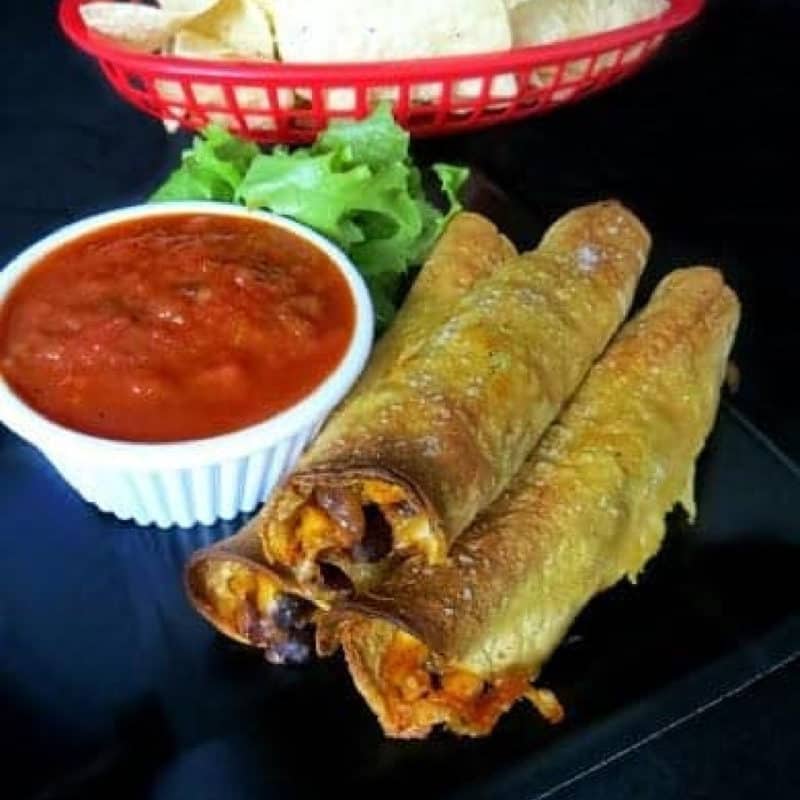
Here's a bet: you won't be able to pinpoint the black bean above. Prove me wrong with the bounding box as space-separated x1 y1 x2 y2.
352 505 393 563
314 486 365 540
272 593 315 630
319 562 354 593
264 627 315 666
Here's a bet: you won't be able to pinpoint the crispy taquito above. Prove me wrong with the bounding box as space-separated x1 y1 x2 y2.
185 212 517 661
258 201 650 603
322 268 740 738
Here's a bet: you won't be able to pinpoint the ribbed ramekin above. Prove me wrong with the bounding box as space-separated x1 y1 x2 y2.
0 203 373 528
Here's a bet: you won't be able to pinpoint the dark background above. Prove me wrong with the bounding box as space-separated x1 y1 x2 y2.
1 1 799 798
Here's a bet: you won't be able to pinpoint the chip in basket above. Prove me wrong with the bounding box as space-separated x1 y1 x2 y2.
172 28 236 58
80 1 274 56
509 0 669 46
79 2 183 52
184 0 275 58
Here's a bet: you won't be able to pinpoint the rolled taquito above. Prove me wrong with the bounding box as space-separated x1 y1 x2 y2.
322 267 740 738
185 212 517 660
258 201 650 604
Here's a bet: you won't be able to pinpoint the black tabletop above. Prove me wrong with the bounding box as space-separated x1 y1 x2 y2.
2 1 799 798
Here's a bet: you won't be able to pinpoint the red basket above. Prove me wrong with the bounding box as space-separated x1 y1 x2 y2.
59 0 704 143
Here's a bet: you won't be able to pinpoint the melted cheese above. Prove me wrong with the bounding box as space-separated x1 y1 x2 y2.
362 480 408 505
391 514 442 563
377 628 538 735
197 560 280 638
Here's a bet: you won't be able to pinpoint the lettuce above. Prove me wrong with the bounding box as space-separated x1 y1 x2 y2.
151 124 259 202
150 105 468 329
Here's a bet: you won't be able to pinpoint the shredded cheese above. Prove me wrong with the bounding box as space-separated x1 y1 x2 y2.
197 560 280 637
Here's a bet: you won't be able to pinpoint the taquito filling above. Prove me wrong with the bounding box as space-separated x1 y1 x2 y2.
194 560 316 665
376 629 563 735
264 479 439 594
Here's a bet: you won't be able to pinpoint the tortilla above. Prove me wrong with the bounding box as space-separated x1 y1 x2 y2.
510 0 669 46
79 2 194 53
157 0 221 15
186 0 275 58
326 267 741 738
352 212 517 394
273 0 510 63
172 28 238 57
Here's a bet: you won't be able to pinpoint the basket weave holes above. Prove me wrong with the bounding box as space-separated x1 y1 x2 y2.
410 81 444 105
321 87 358 113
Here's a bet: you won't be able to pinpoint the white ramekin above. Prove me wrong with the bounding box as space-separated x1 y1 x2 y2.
0 202 373 528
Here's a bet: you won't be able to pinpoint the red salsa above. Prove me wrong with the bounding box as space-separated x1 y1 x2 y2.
0 214 356 442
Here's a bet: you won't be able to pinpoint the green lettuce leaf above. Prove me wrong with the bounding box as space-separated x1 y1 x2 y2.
149 160 231 202
151 124 259 202
433 163 470 219
314 102 410 171
237 149 372 246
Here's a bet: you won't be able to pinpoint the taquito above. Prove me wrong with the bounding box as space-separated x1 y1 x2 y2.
323 268 740 738
185 212 516 661
259 201 650 603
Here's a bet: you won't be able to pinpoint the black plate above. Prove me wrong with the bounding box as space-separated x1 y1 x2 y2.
1 176 799 800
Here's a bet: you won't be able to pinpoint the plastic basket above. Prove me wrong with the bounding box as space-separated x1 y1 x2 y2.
59 0 704 143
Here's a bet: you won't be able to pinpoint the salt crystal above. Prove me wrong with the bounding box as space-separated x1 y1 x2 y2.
576 245 601 272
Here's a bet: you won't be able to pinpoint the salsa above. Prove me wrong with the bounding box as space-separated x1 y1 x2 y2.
0 214 356 442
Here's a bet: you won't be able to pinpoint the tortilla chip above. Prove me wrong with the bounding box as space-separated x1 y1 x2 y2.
188 0 275 58
510 0 669 46
80 2 186 52
173 28 239 58
273 0 511 62
250 0 274 14
157 0 220 14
